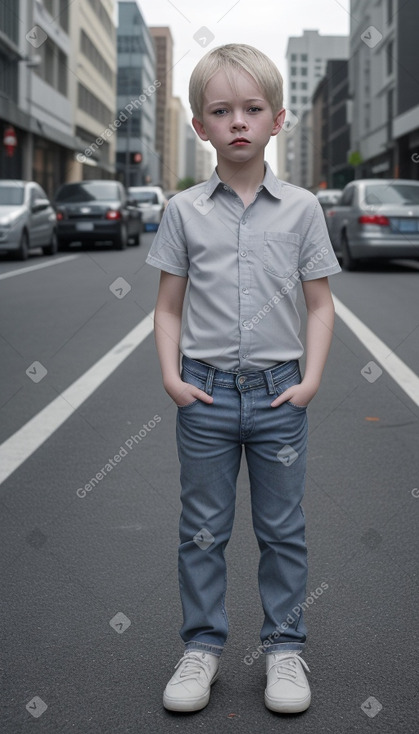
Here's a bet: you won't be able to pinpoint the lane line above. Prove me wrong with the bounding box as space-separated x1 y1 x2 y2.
0 255 78 280
0 310 154 486
333 295 419 407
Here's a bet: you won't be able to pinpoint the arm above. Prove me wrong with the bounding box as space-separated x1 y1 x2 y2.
154 270 213 406
271 277 335 408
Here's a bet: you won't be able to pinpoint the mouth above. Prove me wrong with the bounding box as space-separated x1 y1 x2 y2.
229 137 250 146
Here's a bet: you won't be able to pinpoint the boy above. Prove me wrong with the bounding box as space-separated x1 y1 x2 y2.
146 43 340 714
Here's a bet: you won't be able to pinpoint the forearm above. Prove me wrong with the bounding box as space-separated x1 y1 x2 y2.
302 298 335 390
154 307 183 391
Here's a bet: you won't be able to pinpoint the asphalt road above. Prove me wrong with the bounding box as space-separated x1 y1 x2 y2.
0 238 418 733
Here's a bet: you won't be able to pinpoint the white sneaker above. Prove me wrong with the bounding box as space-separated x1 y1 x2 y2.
163 650 220 712
265 651 311 713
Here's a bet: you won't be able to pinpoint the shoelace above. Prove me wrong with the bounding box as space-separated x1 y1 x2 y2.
267 653 310 683
175 653 212 682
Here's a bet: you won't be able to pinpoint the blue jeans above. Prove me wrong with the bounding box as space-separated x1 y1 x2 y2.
176 356 309 658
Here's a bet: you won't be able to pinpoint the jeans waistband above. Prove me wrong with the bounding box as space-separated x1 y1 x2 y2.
181 356 299 396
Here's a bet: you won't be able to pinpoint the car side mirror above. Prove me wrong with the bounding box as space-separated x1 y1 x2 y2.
32 198 50 212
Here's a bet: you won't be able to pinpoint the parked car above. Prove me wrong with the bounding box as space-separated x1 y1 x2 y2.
128 186 167 231
316 188 342 214
0 180 57 260
325 179 419 269
54 180 142 250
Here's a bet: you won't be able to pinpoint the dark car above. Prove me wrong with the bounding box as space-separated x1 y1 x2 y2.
0 180 57 260
326 179 419 270
54 180 142 251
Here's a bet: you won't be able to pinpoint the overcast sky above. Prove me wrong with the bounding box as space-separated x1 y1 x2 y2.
136 0 351 168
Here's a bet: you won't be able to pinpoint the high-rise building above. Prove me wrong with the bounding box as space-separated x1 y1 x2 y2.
0 0 79 195
349 0 419 180
116 1 158 186
285 29 349 188
149 26 174 190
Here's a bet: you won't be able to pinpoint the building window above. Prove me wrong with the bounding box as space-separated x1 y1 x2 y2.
291 95 297 104
291 66 297 76
387 41 393 75
387 89 393 140
301 82 308 89
291 53 297 61
58 49 67 95
301 67 308 76
291 81 297 90
301 54 308 61
301 96 308 104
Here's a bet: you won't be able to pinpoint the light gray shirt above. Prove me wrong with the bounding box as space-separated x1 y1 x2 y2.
146 163 341 371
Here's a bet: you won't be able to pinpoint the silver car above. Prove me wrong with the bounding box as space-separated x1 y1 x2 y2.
0 180 57 260
325 179 419 270
128 186 167 231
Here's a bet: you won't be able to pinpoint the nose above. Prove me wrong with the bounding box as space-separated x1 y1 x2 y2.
231 110 248 130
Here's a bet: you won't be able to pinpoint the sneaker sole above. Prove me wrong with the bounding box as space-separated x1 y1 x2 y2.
163 673 218 712
264 691 311 714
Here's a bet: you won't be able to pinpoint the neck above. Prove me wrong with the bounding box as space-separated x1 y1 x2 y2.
216 155 266 197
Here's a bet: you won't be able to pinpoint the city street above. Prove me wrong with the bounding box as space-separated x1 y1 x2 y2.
0 235 418 733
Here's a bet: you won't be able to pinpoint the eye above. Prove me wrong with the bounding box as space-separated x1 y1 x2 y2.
212 108 228 115
248 106 262 113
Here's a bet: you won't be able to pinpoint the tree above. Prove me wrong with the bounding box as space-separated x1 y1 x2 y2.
177 177 196 190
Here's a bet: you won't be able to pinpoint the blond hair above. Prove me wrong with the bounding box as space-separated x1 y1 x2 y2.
189 43 284 119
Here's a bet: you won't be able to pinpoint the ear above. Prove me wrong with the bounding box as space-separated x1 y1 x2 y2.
271 108 286 137
192 117 209 141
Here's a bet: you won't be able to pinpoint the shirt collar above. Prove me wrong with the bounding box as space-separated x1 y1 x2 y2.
204 161 283 200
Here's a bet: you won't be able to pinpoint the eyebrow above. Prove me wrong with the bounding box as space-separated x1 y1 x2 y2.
206 98 266 106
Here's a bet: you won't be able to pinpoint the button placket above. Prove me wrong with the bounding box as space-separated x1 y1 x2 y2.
237 226 253 370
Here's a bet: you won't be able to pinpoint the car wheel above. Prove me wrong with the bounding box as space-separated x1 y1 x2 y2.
17 230 29 261
130 230 141 246
341 232 357 271
114 224 128 250
43 229 58 257
57 237 69 252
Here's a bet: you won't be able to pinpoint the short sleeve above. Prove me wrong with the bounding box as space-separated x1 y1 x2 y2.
297 199 341 281
146 200 189 276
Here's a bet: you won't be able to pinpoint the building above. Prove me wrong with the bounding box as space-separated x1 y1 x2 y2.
285 29 349 187
349 0 419 180
116 1 158 186
149 26 174 190
70 0 117 182
311 59 352 190
0 0 79 196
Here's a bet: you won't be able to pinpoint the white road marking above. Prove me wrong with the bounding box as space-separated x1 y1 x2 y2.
333 295 419 407
0 311 154 486
0 255 78 280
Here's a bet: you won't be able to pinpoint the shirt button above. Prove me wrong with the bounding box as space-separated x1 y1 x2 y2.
242 320 251 329
242 353 249 359
240 251 247 257
242 287 249 294
223 185 229 190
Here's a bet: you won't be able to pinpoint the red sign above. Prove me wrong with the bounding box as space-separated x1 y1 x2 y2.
4 126 17 157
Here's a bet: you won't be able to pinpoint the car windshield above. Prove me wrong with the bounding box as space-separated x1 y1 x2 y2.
130 191 159 204
364 184 419 206
55 182 120 202
0 187 24 205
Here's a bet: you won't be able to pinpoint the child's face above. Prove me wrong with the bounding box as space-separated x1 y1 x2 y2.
192 69 284 163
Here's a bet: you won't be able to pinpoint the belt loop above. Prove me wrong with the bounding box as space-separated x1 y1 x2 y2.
205 366 215 396
263 368 275 395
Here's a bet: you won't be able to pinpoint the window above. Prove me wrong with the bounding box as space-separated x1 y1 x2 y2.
301 96 308 104
291 66 297 75
301 67 308 76
301 82 308 89
291 81 297 90
291 53 297 61
301 54 308 62
291 95 297 104
341 187 354 206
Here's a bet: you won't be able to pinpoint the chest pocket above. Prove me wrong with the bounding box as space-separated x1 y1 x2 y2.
263 232 300 279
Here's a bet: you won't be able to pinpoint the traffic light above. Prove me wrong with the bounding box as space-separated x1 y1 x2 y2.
130 152 142 165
